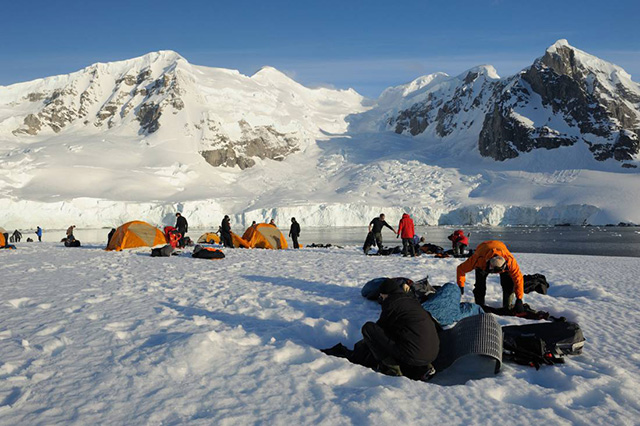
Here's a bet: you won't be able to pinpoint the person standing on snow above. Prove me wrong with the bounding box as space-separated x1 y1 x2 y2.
220 215 233 248
456 240 525 312
397 213 416 257
368 214 396 250
175 212 189 248
107 228 116 246
289 217 301 249
36 226 43 242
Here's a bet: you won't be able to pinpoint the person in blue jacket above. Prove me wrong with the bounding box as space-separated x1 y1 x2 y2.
35 226 43 242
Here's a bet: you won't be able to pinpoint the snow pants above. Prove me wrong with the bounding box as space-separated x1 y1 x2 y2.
221 232 233 248
361 321 407 365
402 238 416 256
474 268 515 308
453 241 467 257
374 232 383 249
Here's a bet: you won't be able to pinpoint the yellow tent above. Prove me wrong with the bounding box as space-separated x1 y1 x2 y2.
106 221 167 251
197 232 221 244
0 227 7 246
241 223 288 249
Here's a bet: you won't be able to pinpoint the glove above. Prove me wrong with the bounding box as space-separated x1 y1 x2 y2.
514 298 524 313
459 286 464 295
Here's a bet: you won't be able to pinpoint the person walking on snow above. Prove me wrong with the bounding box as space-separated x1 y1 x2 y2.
456 240 525 313
220 215 233 248
289 217 301 249
397 213 416 257
175 212 189 248
368 214 396 250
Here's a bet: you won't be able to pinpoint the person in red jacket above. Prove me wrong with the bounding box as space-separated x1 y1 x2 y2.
448 229 469 257
397 213 416 257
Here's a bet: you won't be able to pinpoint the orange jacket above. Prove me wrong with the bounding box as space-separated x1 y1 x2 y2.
456 240 524 299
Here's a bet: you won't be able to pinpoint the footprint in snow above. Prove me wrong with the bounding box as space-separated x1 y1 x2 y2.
104 320 143 340
85 295 110 304
7 298 32 308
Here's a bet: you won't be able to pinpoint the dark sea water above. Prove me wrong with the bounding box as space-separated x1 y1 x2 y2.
296 226 640 258
37 225 640 258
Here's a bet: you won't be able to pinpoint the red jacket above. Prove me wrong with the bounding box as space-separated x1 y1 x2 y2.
397 214 415 239
448 230 469 246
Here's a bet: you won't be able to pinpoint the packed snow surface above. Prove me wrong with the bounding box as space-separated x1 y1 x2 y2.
1 242 639 424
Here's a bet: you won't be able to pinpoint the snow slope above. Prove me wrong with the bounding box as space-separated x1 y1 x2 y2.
1 41 639 228
1 243 639 424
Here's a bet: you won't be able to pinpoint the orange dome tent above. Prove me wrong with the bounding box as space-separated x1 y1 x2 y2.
197 232 221 244
106 221 167 251
0 227 7 247
241 223 288 249
231 232 251 248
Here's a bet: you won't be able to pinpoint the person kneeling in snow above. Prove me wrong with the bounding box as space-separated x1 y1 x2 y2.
448 229 469 257
361 279 439 377
456 240 525 313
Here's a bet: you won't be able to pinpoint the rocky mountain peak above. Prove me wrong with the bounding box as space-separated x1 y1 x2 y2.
379 40 640 166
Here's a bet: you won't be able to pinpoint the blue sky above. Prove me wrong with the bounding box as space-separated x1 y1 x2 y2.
1 0 638 97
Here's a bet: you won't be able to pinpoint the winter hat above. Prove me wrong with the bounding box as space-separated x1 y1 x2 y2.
378 279 400 295
489 256 506 271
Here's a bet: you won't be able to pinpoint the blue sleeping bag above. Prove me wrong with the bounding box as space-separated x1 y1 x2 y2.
421 283 483 327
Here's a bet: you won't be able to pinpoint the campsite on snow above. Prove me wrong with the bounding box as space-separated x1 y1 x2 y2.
2 1 640 422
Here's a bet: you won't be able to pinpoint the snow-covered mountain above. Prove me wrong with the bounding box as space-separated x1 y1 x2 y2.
367 40 640 166
2 51 365 170
1 41 639 229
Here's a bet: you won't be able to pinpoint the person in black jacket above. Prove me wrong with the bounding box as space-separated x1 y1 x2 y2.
368 214 396 251
175 212 189 248
289 217 301 249
107 228 116 247
361 279 439 377
220 215 233 248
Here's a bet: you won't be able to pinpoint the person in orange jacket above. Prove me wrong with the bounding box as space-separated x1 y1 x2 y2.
456 240 524 312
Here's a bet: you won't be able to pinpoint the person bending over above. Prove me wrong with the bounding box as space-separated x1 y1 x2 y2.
361 279 439 378
456 240 524 312
368 213 396 250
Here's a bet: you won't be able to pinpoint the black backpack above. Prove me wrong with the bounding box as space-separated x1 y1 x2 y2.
192 246 225 259
503 321 585 369
523 273 550 295
151 244 174 257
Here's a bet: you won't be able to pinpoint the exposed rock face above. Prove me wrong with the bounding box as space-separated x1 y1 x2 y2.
388 41 640 165
391 68 496 138
199 120 299 170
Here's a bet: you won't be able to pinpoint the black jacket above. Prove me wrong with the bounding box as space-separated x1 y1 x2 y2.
377 290 440 365
221 218 231 234
175 216 188 232
289 222 300 237
370 217 393 234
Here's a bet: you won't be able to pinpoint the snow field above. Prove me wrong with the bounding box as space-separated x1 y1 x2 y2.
1 244 640 424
